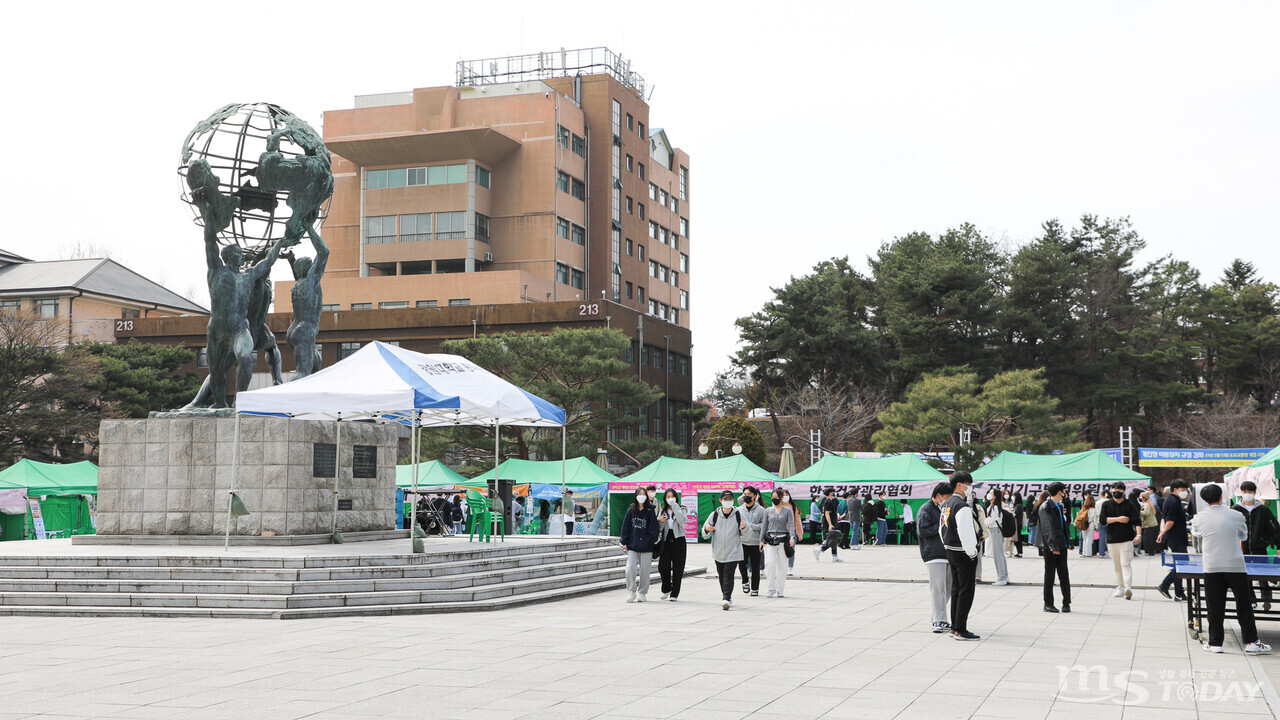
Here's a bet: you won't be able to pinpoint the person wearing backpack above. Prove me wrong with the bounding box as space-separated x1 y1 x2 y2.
619 490 660 603
1075 495 1095 557
984 488 1010 586
703 490 748 610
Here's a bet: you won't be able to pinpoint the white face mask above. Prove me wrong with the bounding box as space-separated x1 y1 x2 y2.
783 496 791 503
1242 494 1256 504
721 500 733 509
666 498 676 506
1176 490 1189 500
636 494 646 504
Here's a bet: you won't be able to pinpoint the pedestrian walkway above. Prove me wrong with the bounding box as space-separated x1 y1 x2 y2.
0 543 1275 718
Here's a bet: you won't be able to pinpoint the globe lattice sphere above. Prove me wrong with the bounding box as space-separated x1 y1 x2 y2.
178 102 327 256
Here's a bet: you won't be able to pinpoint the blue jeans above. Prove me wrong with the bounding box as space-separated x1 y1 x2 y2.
876 519 887 545
1027 526 1038 548
850 521 861 546
1098 531 1108 557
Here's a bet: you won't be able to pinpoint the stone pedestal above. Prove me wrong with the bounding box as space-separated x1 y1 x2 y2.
96 417 397 536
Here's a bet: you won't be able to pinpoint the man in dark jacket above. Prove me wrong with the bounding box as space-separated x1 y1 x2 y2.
873 492 889 545
846 493 863 549
1037 482 1072 613
1232 480 1280 609
1157 479 1191 601
919 482 952 633
861 495 877 546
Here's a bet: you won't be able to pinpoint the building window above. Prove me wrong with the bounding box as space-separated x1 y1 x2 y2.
626 239 633 256
626 342 635 362
626 113 634 130
477 166 491 189
436 211 466 239
679 166 688 200
321 303 339 311
671 197 678 213
571 224 585 246
659 227 669 245
313 443 337 478
679 218 689 238
379 301 408 309
649 260 658 278
638 244 645 261
571 178 585 200
680 253 689 273
626 154 634 172
672 234 679 251
556 217 570 239
649 222 658 240
638 121 645 138
640 345 647 366
365 215 396 244
649 299 658 316
196 348 208 368
338 342 360 359
557 171 570 193
638 203 646 221
476 213 490 242
671 270 679 287
679 289 688 310
638 286 645 303
660 303 670 320
448 298 471 306
659 265 669 283
626 196 633 214
653 348 663 369
417 300 438 308
638 163 645 180
626 281 633 299
612 99 622 136
570 268 584 289
649 183 659 201
351 445 378 479
556 263 570 285
351 303 371 311
401 213 431 242
557 125 570 148
660 189 669 206
368 164 468 189
671 309 680 324
571 134 586 157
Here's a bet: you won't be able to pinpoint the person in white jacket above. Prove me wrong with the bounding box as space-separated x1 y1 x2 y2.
941 473 981 641
985 489 1009 585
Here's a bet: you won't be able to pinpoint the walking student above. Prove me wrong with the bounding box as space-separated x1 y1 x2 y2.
657 488 688 602
985 489 1009 586
703 490 747 610
1099 481 1139 600
812 488 844 563
1037 482 1072 613
1192 484 1271 654
1232 481 1280 611
837 492 851 550
1157 479 1191 601
847 492 863 549
619 489 659 603
940 472 981 640
920 482 952 633
761 489 795 597
737 486 766 597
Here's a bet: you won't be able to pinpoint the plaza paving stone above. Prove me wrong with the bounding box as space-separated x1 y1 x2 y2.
0 542 1276 718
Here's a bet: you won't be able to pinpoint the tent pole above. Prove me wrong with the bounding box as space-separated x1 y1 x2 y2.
331 414 342 537
411 412 420 552
224 413 241 552
561 426 567 540
494 420 500 541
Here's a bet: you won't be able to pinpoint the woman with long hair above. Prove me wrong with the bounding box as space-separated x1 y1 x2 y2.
656 488 688 601
618 488 660 602
1079 495 1098 557
783 490 802 575
985 488 1009 585
1011 492 1025 558
761 488 796 598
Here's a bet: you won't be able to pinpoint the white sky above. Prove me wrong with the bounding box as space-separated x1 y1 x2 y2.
2 1 1277 395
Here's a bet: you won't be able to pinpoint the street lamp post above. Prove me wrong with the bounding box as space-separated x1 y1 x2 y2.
698 436 742 459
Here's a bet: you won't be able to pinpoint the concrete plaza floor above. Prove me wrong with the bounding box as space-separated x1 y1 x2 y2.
1 542 1278 719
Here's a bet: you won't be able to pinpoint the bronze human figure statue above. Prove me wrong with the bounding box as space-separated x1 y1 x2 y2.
280 236 328 378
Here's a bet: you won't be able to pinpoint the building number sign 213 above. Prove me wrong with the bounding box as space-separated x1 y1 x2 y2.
115 320 134 331
578 303 600 316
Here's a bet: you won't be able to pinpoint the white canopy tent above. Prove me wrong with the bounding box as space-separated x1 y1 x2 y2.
230 341 568 550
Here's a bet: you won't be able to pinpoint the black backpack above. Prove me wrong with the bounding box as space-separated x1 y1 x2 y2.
1000 509 1015 537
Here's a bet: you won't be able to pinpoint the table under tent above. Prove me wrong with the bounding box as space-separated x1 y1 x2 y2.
233 342 567 549
0 460 99 541
607 455 777 540
777 453 952 544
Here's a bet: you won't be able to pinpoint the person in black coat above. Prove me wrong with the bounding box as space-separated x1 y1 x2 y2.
1232 480 1280 609
1036 482 1071 613
619 490 660 602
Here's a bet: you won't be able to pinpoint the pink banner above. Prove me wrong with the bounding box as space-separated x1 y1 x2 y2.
779 481 935 500
0 488 28 515
611 480 775 540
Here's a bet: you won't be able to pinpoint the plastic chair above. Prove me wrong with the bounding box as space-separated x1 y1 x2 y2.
466 489 492 543
518 519 542 535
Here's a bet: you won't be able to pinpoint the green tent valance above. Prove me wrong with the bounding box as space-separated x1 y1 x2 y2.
610 455 776 490
786 454 950 484
395 461 470 489
0 459 98 496
473 457 616 486
971 450 1150 483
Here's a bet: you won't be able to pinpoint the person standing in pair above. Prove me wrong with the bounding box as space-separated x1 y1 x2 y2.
737 487 766 597
1157 479 1191 601
846 492 863 550
985 488 1009 586
1193 484 1271 655
920 482 952 633
1037 482 1072 613
703 490 747 610
761 489 795 598
619 490 659 603
940 473 981 640
873 492 889 545
1099 481 1139 600
1231 481 1280 611
657 488 688 602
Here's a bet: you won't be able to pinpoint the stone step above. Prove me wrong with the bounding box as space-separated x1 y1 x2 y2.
0 568 706 619
73 529 412 547
0 545 624 583
0 563 644 610
0 554 628 596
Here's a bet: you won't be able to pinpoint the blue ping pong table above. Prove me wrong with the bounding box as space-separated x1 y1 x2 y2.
1168 552 1280 641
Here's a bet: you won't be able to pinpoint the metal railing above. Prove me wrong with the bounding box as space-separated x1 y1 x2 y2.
457 47 646 95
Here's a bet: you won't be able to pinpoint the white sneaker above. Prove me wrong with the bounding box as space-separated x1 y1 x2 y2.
626 592 637 603
1204 644 1224 653
722 599 731 610
1124 588 1132 600
669 596 677 602
637 594 647 602
660 592 670 600
993 580 1008 586
813 547 821 561
1114 587 1124 598
767 590 776 598
832 557 844 563
776 592 784 598
1246 642 1272 654
787 570 794 576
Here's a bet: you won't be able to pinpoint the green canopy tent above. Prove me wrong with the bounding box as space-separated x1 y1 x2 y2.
395 460 472 490
473 458 616 534
971 450 1150 498
607 455 777 537
0 460 99 541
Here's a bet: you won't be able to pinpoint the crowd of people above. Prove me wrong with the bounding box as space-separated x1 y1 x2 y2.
612 476 1280 654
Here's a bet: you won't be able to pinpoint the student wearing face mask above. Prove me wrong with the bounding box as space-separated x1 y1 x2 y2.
812 488 844 563
940 472 981 640
619 489 660 603
1138 491 1159 555
1232 481 1280 611
761 489 796 597
737 486 766 597
782 491 802 575
656 488 688 601
1099 481 1140 600
919 482 952 633
703 490 748 610
1037 482 1072 613
1156 479 1191 601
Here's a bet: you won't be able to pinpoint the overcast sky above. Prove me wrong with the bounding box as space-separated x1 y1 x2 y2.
2 1 1276 393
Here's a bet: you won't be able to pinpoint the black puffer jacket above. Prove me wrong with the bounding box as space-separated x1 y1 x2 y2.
917 500 946 562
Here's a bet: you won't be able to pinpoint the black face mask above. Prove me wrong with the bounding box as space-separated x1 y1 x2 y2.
1112 491 1124 499
772 496 782 505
